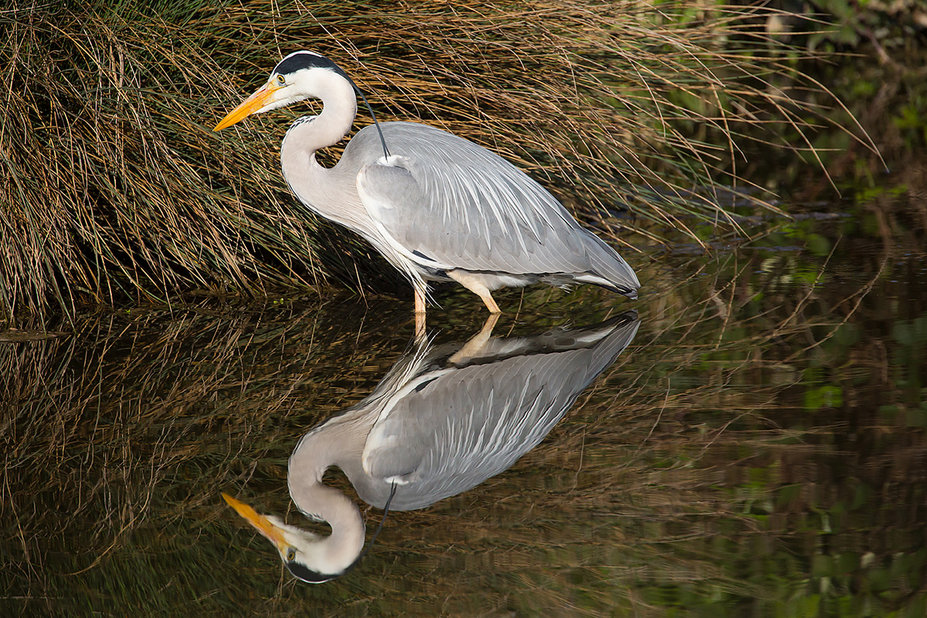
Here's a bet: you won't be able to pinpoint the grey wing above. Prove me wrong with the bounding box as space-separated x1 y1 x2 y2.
354 123 638 289
358 315 640 510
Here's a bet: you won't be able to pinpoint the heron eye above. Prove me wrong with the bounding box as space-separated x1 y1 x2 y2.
286 548 296 562
276 74 286 86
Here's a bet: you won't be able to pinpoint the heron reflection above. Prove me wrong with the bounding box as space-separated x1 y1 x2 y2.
223 311 639 583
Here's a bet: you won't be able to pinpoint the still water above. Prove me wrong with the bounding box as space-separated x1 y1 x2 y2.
2 184 926 614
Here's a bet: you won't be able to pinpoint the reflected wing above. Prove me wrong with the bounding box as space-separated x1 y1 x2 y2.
359 314 640 510
354 122 638 289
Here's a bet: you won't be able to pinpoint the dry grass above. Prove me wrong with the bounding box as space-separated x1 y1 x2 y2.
1 1 875 322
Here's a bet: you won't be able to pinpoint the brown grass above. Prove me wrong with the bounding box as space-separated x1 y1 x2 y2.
1 0 875 324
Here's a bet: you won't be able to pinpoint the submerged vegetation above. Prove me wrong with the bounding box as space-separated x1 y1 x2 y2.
0 0 885 322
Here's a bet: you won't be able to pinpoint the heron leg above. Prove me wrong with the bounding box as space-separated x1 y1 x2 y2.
414 288 427 341
449 313 499 365
447 270 501 314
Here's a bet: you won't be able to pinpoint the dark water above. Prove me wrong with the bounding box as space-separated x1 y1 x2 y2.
3 169 927 615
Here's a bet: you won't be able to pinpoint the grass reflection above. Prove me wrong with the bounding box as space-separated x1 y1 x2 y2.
2 201 926 614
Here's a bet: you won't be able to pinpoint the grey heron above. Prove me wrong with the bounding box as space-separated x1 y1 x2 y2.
222 311 640 583
213 51 640 324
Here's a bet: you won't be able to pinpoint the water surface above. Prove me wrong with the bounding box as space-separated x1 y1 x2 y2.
2 176 926 615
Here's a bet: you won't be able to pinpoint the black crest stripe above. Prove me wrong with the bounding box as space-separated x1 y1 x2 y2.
285 561 340 584
273 52 351 82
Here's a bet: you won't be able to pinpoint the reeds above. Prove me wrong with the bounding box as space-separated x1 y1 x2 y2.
1 0 874 323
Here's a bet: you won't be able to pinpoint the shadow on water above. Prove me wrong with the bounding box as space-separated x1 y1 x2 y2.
3 171 927 614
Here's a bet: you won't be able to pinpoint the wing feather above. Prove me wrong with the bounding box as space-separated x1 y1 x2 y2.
352 122 627 280
359 315 640 510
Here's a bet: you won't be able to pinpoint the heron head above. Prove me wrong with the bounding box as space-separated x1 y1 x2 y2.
213 51 350 131
220 492 352 584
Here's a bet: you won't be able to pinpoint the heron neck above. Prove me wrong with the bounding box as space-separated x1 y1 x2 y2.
288 423 366 569
285 73 358 159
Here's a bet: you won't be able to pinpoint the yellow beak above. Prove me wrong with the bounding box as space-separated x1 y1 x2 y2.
221 492 288 552
213 82 281 131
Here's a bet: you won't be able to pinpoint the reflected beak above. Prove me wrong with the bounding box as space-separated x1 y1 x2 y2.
213 82 281 131
221 492 288 553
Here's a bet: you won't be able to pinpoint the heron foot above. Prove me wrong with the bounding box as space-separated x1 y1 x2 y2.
449 313 500 365
447 270 501 314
